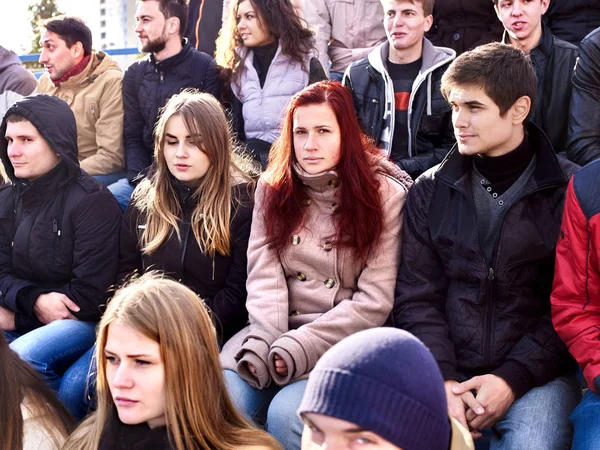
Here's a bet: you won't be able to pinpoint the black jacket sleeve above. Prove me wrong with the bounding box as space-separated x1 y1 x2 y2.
204 189 253 344
393 175 457 380
123 65 153 183
117 202 144 285
200 56 222 101
567 33 600 166
53 191 122 322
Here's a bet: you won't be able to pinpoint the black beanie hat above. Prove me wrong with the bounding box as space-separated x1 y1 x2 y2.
298 328 451 450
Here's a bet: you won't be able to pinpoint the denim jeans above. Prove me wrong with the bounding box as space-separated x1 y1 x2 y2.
7 320 97 391
329 71 344 82
475 375 580 450
58 345 97 420
223 369 307 450
107 177 135 212
93 171 126 187
570 389 600 450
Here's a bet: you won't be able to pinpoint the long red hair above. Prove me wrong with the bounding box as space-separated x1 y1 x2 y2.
262 81 385 260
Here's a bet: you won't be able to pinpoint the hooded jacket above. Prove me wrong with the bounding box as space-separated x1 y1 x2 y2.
502 24 578 155
394 124 578 400
0 46 37 121
123 40 221 183
118 181 253 345
0 95 122 333
37 51 125 176
221 159 412 389
343 39 456 179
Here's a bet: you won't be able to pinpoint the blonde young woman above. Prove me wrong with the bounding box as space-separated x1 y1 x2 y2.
62 273 281 450
0 332 73 450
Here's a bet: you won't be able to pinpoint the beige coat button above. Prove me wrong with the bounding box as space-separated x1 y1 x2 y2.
331 203 339 212
328 179 338 188
297 272 307 281
290 310 301 316
324 278 335 289
323 241 332 252
291 235 301 245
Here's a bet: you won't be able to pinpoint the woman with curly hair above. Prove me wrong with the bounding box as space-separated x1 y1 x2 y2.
221 81 413 450
216 0 326 167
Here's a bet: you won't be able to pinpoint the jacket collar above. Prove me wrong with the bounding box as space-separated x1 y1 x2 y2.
294 164 339 196
150 39 192 70
501 23 553 59
436 123 569 193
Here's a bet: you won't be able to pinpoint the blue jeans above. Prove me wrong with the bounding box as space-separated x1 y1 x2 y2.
58 345 97 420
223 369 306 450
329 71 344 82
571 389 600 450
93 171 126 187
475 375 580 450
107 177 135 212
7 320 97 391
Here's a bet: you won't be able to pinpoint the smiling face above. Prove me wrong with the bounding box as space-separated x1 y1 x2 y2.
105 323 166 429
135 0 170 53
448 84 529 157
495 0 549 50
5 119 61 181
381 0 432 63
236 0 275 48
38 30 83 81
293 103 342 175
162 114 211 187
301 413 403 450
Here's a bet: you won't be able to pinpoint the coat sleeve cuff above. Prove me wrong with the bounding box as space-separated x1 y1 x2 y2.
16 286 47 316
270 334 307 383
15 313 43 334
268 345 297 386
235 350 271 389
492 360 536 399
439 361 460 382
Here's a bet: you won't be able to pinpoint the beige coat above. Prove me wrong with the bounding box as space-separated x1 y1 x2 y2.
221 163 411 388
21 400 65 450
305 0 387 74
37 51 124 175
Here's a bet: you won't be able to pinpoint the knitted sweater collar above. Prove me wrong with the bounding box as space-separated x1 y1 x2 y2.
52 54 91 86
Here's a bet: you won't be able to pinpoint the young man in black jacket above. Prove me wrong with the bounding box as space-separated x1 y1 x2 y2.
394 43 580 448
343 0 456 179
109 0 221 211
0 95 121 408
494 0 578 156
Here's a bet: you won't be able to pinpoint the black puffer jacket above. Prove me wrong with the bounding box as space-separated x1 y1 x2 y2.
503 24 578 154
118 181 253 344
0 95 122 333
426 0 504 55
123 40 221 182
567 28 600 166
394 124 578 399
545 0 600 45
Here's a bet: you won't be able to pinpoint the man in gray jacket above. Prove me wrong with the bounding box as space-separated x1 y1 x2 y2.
343 0 456 179
0 46 37 122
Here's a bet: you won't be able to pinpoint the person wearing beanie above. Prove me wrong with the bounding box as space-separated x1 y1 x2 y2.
297 328 473 450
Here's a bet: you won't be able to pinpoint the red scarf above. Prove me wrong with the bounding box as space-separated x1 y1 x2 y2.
52 55 92 86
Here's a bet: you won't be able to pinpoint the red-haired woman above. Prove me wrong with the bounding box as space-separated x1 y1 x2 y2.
221 81 413 450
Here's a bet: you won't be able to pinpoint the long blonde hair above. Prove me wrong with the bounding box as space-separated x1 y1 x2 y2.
132 90 256 257
63 273 281 450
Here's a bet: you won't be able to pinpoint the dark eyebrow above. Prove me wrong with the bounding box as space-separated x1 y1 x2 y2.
104 349 152 358
463 101 486 107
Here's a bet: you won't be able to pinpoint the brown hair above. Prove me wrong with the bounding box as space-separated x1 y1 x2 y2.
63 273 281 450
380 0 434 16
0 333 74 450
440 42 537 122
139 0 189 37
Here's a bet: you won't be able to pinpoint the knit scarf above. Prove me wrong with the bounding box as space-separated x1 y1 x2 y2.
52 55 91 86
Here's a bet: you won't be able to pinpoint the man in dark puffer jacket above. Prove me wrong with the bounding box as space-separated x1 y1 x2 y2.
394 43 580 448
0 95 121 394
109 0 221 211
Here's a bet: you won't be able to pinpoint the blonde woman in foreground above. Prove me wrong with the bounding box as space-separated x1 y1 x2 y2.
62 273 281 450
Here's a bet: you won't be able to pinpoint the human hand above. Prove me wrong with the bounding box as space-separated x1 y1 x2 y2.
246 362 258 378
274 353 288 376
453 374 515 431
444 380 486 439
33 292 79 324
0 306 15 331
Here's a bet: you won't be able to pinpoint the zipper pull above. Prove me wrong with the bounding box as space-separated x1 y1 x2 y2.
160 72 164 83
488 267 495 280
52 219 58 233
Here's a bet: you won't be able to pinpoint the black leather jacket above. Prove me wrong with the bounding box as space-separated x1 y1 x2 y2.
567 28 600 166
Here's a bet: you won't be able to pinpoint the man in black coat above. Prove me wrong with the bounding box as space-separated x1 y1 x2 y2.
0 95 121 393
394 43 580 448
545 0 600 45
108 0 221 211
494 0 578 155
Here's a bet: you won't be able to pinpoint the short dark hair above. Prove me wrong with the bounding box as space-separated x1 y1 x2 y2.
440 42 537 122
382 0 435 16
43 16 93 57
141 0 189 38
5 114 28 124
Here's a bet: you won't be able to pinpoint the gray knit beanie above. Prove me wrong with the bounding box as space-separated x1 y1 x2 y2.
298 328 451 450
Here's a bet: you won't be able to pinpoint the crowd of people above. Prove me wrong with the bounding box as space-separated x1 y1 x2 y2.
2 0 600 449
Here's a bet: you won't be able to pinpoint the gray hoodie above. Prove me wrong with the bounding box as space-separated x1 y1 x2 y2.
0 46 37 121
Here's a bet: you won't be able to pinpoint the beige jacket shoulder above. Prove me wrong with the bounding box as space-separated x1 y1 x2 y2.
21 401 65 450
37 51 124 176
221 165 410 388
305 0 387 74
